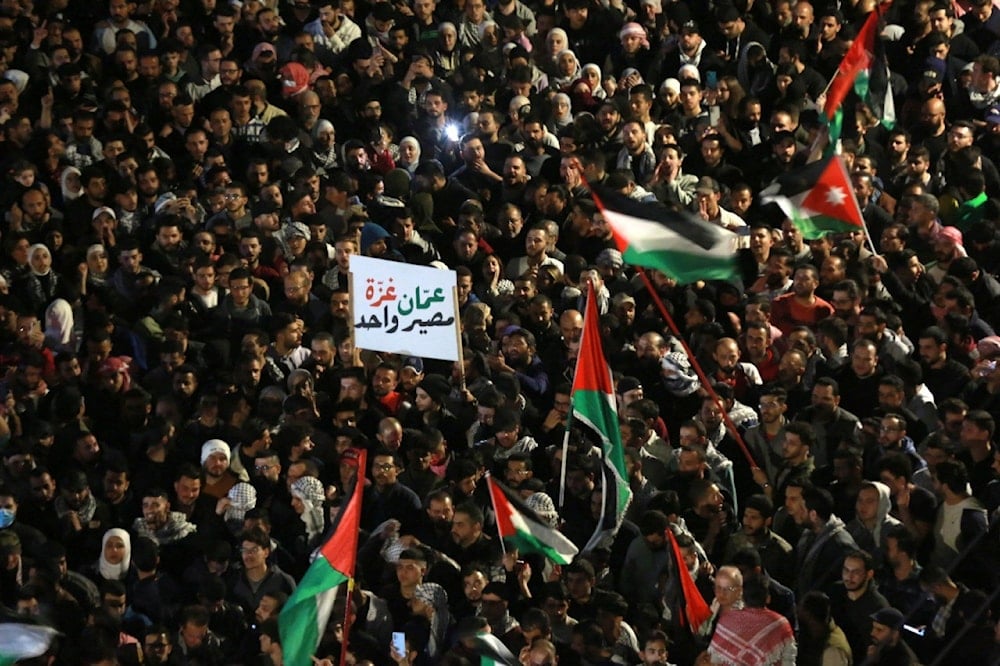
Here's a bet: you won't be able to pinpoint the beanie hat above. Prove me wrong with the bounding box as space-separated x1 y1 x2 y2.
201 439 231 465
418 374 451 404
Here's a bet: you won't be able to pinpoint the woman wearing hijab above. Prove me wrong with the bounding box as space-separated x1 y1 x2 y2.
550 49 581 92
16 244 61 317
44 298 80 354
542 28 569 76
94 528 132 582
546 92 574 133
397 137 422 175
569 63 605 113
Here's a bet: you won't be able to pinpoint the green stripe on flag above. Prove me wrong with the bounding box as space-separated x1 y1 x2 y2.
280 558 346 666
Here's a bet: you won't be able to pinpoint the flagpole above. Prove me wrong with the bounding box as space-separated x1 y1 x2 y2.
336 460 365 666
570 161 758 469
557 281 591 516
634 267 758 468
483 472 507 557
339 580 353 666
557 429 570 514
452 285 466 391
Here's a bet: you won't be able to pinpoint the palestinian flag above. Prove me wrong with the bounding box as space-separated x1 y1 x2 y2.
822 2 895 146
571 282 631 552
666 528 712 632
487 475 579 565
823 4 885 121
0 622 59 665
279 449 367 666
474 632 518 666
761 156 865 239
592 188 738 285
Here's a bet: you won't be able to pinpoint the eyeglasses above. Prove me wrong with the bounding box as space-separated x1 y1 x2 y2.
374 463 396 472
255 464 274 472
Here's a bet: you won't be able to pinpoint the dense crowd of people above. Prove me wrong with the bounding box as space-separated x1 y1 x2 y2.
0 0 1000 663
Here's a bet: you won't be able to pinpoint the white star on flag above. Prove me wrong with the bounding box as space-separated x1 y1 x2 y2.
825 186 847 207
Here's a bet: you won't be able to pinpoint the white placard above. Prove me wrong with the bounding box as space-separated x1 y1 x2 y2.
350 255 461 362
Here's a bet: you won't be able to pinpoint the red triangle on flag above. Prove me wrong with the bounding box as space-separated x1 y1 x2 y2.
800 157 865 229
571 282 615 395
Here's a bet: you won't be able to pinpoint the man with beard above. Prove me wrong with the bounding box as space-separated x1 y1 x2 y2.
829 550 890 663
306 0 362 55
444 502 498 569
488 327 550 408
518 115 561 182
721 494 795 587
743 321 780 383
710 337 762 405
500 154 532 208
620 510 672 608
794 377 862 470
663 21 725 82
132 488 198 575
770 264 835 335
832 340 884 421
200 439 241 501
593 100 624 160
406 488 455 552
748 248 794 301
103 456 140 529
774 348 811 417
616 120 657 187
250 451 294 528
857 306 912 372
745 386 790 482
508 231 565 290
171 464 225 537
55 469 112 569
767 422 817 510
792 485 860 597
917 326 970 401
682 479 734 562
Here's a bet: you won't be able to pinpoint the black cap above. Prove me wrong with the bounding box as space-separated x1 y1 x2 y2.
870 607 904 630
62 469 89 492
253 200 280 217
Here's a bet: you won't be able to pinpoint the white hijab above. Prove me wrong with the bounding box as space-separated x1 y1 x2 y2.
99 528 132 580
44 298 74 347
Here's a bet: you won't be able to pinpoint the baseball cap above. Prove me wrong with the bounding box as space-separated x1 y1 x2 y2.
92 206 116 221
402 356 425 374
870 607 904 630
253 200 280 217
695 176 720 194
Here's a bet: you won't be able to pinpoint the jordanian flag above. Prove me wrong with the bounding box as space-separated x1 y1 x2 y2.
487 475 578 565
592 188 737 284
280 449 367 666
761 156 865 239
0 622 59 665
572 282 631 552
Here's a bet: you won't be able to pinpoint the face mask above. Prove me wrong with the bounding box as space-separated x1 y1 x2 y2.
0 508 15 529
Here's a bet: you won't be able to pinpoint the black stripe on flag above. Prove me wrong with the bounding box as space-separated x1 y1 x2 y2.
593 187 721 252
